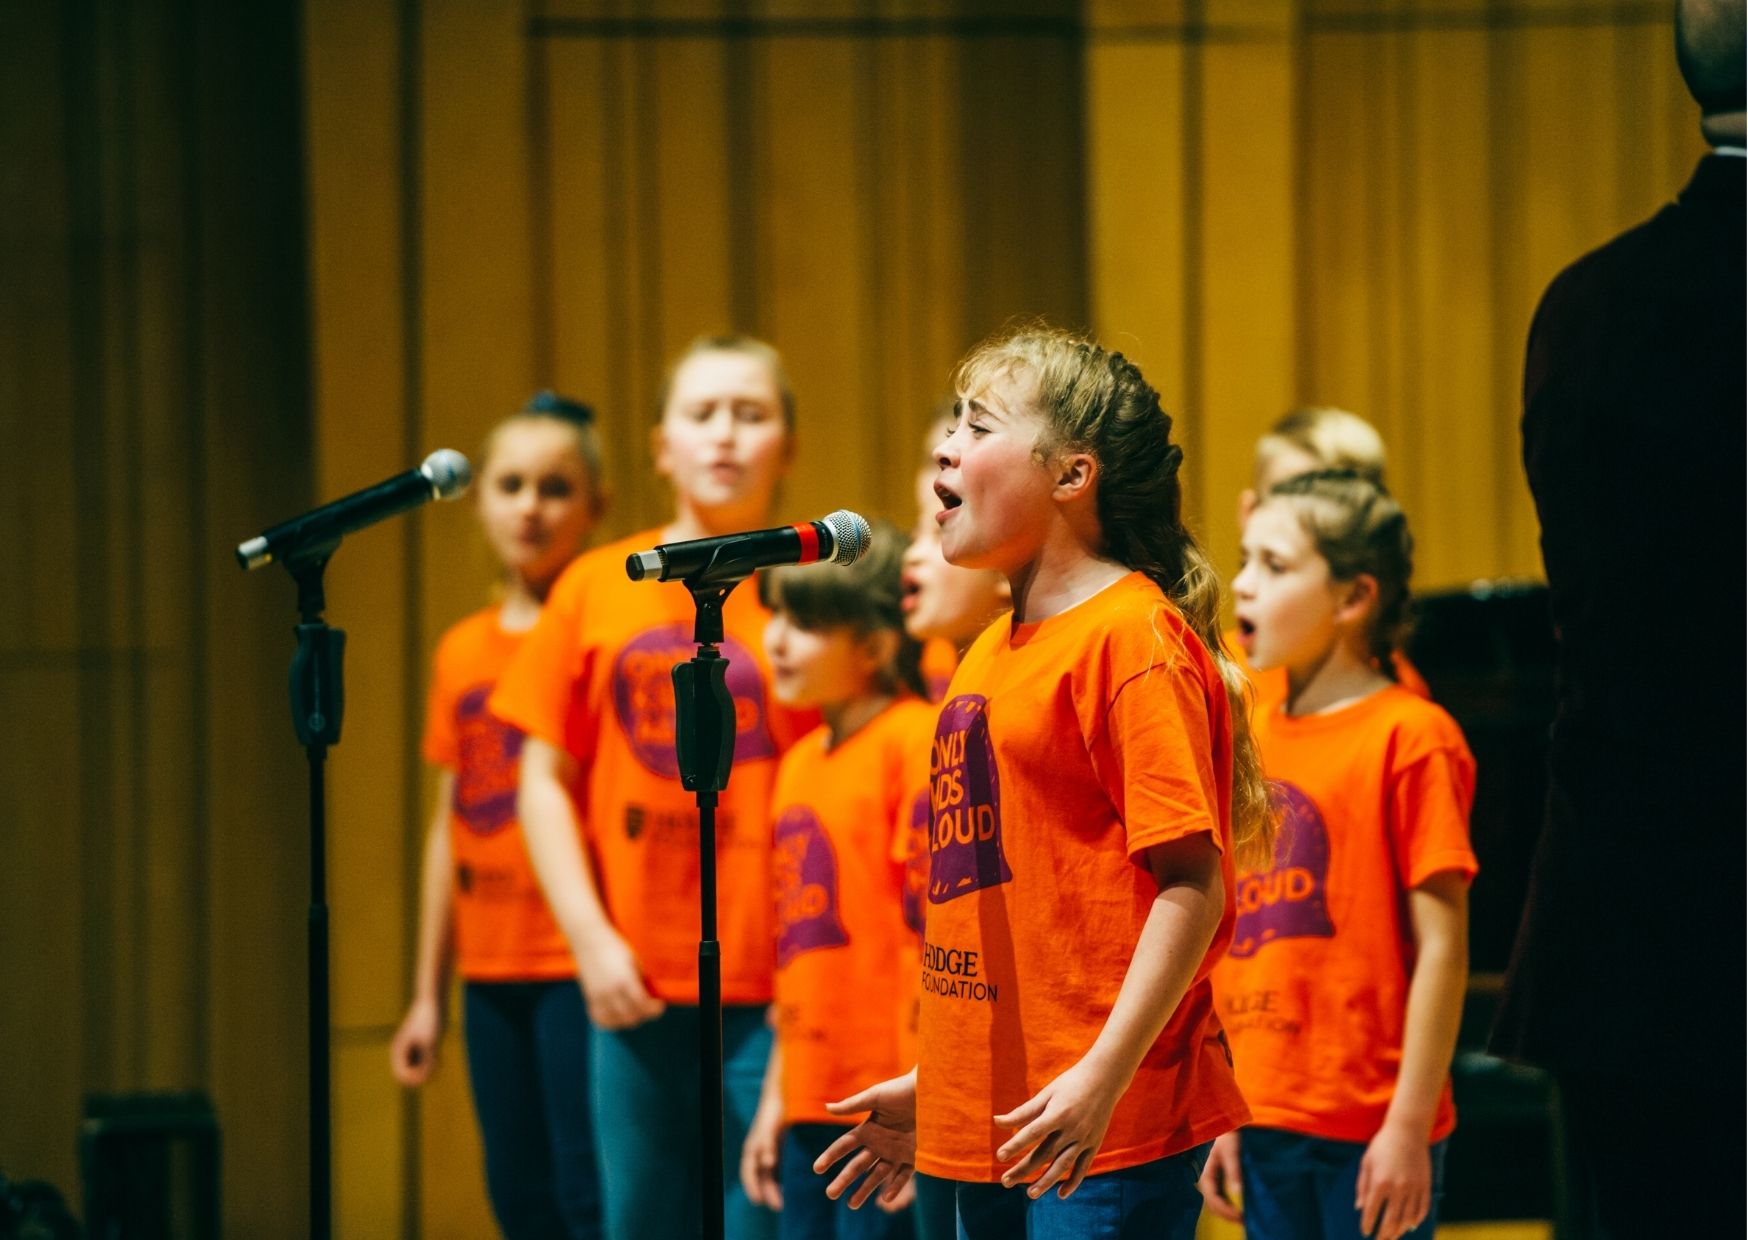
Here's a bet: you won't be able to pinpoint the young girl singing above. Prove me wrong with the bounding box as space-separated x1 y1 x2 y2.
490 337 815 1240
816 325 1272 1239
390 394 606 1239
738 521 931 1240
1201 470 1475 1240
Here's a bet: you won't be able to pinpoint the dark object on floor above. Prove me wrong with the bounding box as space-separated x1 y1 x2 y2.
0 1172 82 1240
79 1093 219 1240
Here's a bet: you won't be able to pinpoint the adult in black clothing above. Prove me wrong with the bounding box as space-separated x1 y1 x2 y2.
1491 2 1745 1235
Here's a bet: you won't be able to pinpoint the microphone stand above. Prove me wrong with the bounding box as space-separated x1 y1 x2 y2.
670 575 743 1240
283 542 345 1240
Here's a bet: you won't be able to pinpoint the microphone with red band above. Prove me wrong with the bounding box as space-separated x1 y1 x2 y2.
625 510 872 586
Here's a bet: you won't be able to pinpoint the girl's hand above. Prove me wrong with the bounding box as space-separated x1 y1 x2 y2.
739 1096 786 1211
875 1176 916 1213
1356 1120 1432 1240
389 997 442 1086
1197 1130 1244 1222
814 1070 918 1210
994 1055 1126 1200
577 931 666 1030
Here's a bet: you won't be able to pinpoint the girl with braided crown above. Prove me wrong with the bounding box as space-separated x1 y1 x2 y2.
814 325 1272 1238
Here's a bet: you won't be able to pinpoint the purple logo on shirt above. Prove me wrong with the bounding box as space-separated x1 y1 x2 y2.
452 684 523 836
774 806 849 966
1229 780 1335 958
611 624 776 777
927 695 1011 904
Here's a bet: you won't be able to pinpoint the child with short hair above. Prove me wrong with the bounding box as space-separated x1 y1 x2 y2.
736 520 931 1240
390 394 607 1239
1201 470 1476 1240
816 325 1273 1239
1231 408 1429 703
490 337 815 1240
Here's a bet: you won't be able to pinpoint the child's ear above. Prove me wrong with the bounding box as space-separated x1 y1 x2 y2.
649 423 672 479
1335 573 1380 627
1051 449 1098 502
862 627 900 674
1237 488 1258 527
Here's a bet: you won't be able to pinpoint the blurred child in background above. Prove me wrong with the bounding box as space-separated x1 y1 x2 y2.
491 338 816 1240
391 393 606 1239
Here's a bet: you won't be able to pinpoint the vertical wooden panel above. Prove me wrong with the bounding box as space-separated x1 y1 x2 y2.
869 34 971 492
1085 39 1189 420
763 36 878 523
1402 25 1509 587
1197 24 1298 581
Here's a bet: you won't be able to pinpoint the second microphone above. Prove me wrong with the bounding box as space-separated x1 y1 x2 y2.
625 510 872 586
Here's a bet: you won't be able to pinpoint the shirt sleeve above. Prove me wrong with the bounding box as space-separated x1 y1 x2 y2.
488 563 594 758
421 635 459 767
1095 659 1224 861
1388 746 1479 889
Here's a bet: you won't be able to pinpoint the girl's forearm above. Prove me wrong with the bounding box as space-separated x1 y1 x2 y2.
1383 881 1469 1136
518 764 618 954
1084 838 1226 1082
409 775 457 1004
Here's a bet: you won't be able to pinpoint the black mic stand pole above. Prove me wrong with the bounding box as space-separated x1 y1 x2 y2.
671 576 743 1240
284 543 345 1240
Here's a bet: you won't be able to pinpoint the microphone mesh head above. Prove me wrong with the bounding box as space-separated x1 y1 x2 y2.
821 510 873 566
421 449 473 500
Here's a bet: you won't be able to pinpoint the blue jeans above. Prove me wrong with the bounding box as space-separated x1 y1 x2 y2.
589 1003 776 1240
950 1144 1210 1240
1239 1127 1448 1240
778 1123 915 1240
911 1173 956 1240
462 980 602 1240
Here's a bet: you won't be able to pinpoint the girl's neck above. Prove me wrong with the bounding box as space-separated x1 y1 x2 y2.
665 495 771 543
819 690 894 750
1283 638 1391 717
1005 529 1129 625
498 567 559 632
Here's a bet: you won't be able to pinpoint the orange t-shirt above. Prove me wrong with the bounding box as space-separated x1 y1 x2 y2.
488 530 815 1005
919 637 959 703
771 697 937 1125
423 607 574 981
916 573 1250 1181
1212 685 1477 1144
892 684 946 1067
1223 628 1431 717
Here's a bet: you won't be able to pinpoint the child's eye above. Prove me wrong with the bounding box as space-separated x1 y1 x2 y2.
538 477 575 500
496 474 524 494
968 422 990 437
733 401 775 424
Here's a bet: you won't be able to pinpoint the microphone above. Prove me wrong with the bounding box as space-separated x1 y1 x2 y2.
625 510 873 585
235 449 473 571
